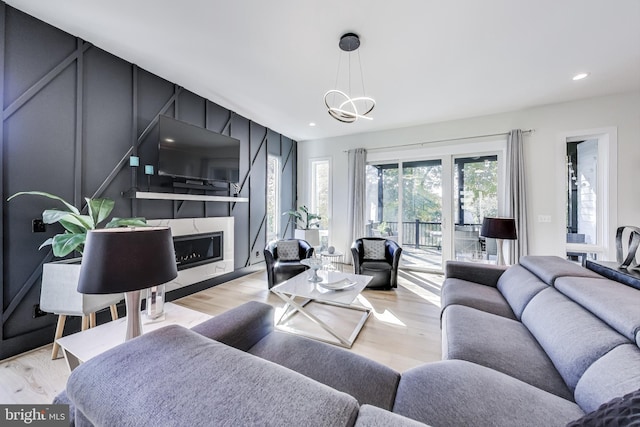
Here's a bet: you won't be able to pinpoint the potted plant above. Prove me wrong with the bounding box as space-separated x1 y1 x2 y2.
283 205 322 246
8 191 146 256
7 191 147 358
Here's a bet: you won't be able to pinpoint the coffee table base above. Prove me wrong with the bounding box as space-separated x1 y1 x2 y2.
273 293 371 348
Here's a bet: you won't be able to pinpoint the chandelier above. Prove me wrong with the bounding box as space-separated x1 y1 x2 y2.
324 33 375 123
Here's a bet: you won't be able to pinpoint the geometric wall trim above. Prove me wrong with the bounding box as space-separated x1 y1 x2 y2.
0 2 296 359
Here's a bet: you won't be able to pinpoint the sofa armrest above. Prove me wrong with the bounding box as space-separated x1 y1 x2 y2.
445 261 508 287
190 301 274 351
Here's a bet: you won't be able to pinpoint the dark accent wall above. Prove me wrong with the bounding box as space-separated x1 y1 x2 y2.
0 3 297 359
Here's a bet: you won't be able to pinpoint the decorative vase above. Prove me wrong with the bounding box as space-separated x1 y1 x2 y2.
146 284 165 321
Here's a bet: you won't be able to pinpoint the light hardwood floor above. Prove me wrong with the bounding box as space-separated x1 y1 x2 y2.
0 268 444 404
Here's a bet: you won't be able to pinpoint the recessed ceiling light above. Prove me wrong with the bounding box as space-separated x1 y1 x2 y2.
309 122 316 127
572 72 590 81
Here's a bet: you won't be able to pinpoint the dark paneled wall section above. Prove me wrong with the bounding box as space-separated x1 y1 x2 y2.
0 4 297 359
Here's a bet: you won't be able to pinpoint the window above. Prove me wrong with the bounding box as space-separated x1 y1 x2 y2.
266 155 280 242
560 127 617 261
310 159 330 248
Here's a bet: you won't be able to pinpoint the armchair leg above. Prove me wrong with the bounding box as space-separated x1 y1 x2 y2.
51 314 66 360
89 312 96 328
81 315 89 331
110 304 119 320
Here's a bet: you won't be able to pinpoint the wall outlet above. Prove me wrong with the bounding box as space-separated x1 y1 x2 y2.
32 218 46 233
537 215 552 223
32 304 48 318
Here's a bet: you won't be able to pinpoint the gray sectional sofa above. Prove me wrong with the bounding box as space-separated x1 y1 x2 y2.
56 256 640 426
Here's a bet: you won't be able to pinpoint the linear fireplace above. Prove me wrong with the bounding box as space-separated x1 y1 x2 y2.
173 232 223 271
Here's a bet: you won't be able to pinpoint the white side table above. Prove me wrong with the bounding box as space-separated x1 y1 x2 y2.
56 302 211 372
319 250 345 272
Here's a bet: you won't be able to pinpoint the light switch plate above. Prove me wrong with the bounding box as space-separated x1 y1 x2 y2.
537 215 552 223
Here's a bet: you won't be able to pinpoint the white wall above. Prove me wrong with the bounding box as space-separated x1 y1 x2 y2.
298 91 640 261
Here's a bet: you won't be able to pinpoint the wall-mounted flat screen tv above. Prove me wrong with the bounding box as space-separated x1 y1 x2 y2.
157 115 240 184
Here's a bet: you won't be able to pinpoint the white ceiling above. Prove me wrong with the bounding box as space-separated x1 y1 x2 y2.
6 0 640 142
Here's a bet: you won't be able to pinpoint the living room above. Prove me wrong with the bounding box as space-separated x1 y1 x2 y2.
1 1 640 425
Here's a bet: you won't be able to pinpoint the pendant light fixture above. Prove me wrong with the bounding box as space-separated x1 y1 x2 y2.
324 33 375 123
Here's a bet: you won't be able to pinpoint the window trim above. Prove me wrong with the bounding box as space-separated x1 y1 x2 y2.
266 154 281 241
308 156 332 230
557 127 618 260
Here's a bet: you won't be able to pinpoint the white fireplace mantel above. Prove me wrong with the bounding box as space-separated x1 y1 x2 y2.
147 217 235 292
127 191 248 203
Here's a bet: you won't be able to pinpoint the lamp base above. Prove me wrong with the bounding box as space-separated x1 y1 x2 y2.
124 290 143 341
496 239 505 266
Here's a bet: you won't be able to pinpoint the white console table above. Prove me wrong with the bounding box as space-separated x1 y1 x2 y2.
56 302 211 372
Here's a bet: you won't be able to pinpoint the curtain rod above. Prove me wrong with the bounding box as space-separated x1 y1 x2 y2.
343 129 534 153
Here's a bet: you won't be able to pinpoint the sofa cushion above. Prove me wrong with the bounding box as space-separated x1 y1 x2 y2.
521 287 628 391
442 304 573 400
66 325 360 427
277 240 300 260
555 276 640 342
360 260 392 272
441 278 516 319
519 255 602 286
496 264 549 319
393 360 585 427
574 344 640 413
249 331 400 410
355 405 429 427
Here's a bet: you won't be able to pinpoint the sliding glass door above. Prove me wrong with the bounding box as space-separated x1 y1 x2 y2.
365 152 501 271
453 156 498 262
401 160 443 269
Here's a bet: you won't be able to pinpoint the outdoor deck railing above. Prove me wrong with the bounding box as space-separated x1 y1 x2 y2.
366 220 483 250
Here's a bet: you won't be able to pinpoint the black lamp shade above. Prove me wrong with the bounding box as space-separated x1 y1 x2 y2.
77 227 177 294
480 217 517 240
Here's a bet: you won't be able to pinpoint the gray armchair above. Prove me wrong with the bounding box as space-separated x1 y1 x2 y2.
264 239 315 289
351 238 402 289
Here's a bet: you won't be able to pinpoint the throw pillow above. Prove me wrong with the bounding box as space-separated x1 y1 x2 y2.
566 388 640 427
363 239 386 260
277 240 300 261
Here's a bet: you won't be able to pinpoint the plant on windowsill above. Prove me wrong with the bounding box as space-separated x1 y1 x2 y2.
283 205 322 246
7 191 147 359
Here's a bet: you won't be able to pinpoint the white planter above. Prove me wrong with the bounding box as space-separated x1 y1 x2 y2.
294 229 320 247
40 258 123 316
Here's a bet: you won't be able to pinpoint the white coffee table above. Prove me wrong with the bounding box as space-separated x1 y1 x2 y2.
56 302 211 372
271 270 372 348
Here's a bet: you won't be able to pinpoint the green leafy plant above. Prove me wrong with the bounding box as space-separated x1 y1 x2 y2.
283 205 321 230
7 191 147 257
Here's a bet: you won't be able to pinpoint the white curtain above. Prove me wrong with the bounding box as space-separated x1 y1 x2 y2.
347 148 367 264
506 129 528 263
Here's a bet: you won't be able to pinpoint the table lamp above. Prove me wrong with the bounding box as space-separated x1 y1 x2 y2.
480 217 517 266
77 227 177 340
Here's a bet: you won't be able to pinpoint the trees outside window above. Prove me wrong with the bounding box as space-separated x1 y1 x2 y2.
266 155 280 242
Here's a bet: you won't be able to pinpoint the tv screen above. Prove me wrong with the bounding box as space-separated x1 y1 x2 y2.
157 115 240 184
